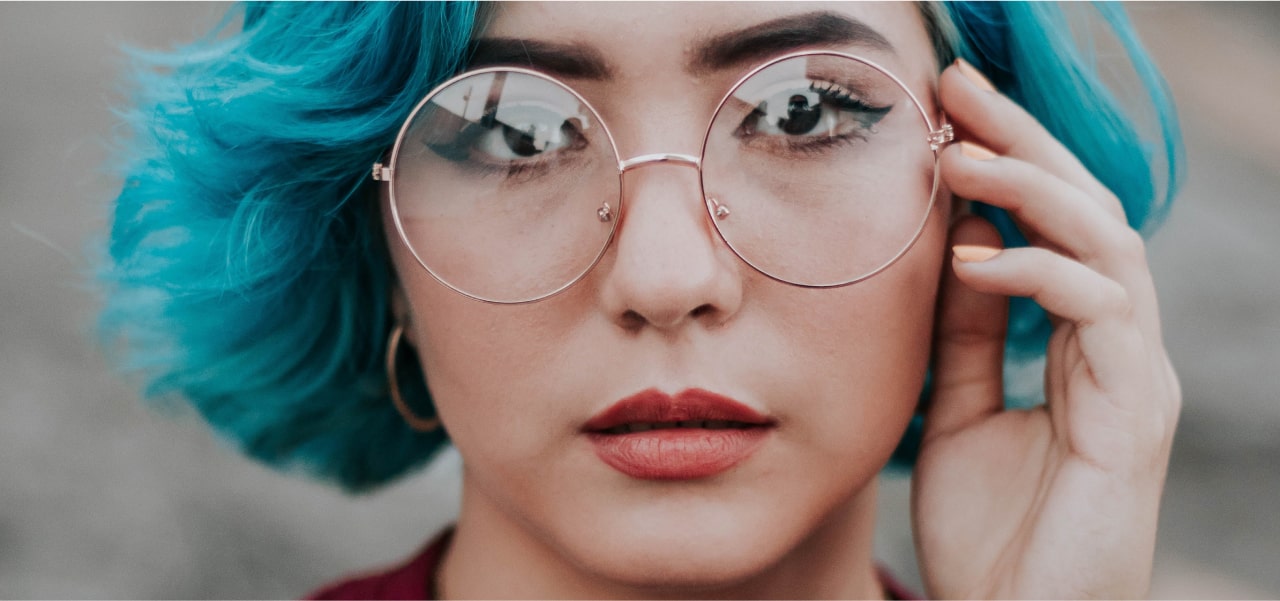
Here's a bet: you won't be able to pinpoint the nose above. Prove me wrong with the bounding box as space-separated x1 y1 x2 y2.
597 156 744 332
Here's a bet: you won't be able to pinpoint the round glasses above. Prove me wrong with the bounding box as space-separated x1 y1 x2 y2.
374 51 953 304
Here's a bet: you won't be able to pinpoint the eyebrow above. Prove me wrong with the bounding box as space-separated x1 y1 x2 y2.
466 10 895 81
467 38 613 79
690 11 896 75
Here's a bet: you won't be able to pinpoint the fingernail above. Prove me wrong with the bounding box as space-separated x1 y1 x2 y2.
959 141 998 161
953 244 1002 263
954 58 997 93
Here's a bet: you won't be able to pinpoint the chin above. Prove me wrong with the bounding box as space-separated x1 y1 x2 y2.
546 488 823 593
572 524 788 592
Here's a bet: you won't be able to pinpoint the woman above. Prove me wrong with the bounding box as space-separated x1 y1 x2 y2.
101 1 1183 598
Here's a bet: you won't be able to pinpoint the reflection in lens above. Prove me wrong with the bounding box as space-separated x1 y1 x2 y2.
390 70 619 303
703 54 938 287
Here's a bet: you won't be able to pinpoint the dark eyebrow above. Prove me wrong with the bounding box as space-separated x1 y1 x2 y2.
467 38 613 80
690 11 896 75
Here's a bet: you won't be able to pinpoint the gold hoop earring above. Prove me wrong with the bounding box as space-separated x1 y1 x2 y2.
386 323 441 432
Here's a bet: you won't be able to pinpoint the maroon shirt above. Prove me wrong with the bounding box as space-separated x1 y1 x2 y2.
306 528 920 600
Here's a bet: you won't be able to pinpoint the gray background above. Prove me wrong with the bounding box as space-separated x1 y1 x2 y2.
1 2 1277 598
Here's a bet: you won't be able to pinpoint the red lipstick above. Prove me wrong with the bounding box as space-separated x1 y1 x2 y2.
583 388 774 480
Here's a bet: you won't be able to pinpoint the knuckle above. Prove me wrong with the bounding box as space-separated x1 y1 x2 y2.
1099 189 1128 220
1112 226 1148 260
1096 278 1134 320
1009 102 1046 137
1008 159 1044 194
1149 391 1181 453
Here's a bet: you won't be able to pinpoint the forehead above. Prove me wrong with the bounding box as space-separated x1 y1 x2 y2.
479 2 937 84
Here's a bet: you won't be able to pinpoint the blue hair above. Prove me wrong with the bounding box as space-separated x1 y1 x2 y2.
101 2 477 492
100 1 1182 490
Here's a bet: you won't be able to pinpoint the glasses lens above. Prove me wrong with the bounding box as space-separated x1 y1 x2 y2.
702 54 938 287
391 70 620 303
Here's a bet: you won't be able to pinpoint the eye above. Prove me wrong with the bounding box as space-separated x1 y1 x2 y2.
423 104 589 170
773 92 827 136
735 81 891 145
473 107 586 161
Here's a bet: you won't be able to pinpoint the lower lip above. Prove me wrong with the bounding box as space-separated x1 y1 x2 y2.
586 427 771 480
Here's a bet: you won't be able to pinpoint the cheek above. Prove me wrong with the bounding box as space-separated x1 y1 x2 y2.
407 279 577 446
383 193 582 469
762 201 948 463
396 258 615 500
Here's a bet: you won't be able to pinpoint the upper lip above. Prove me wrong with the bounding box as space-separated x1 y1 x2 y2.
583 388 774 432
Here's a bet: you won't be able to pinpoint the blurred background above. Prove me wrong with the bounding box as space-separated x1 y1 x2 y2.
1 2 1276 598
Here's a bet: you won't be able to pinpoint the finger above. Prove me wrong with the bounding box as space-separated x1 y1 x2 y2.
941 145 1147 276
952 245 1149 398
941 145 1164 340
940 60 1127 222
923 217 1008 443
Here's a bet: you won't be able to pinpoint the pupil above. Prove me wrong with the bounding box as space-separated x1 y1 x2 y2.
782 93 821 135
503 124 542 157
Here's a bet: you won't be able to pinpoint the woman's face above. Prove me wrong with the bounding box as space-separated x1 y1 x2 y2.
386 1 949 589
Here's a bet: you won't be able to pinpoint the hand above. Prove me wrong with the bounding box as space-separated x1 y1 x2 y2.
911 60 1181 599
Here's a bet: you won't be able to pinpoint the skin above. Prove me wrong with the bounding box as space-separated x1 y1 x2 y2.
383 3 1180 598
913 64 1180 598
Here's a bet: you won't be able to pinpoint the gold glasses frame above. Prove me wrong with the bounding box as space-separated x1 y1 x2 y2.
373 49 954 304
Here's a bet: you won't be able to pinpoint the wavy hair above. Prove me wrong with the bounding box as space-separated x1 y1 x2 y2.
99 1 1183 491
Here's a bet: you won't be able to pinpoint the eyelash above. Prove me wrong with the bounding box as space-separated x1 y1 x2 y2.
424 111 587 181
735 80 893 154
421 78 893 175
809 81 886 117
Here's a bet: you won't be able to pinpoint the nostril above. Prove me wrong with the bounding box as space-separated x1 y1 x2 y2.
620 310 646 330
618 305 716 331
690 304 714 319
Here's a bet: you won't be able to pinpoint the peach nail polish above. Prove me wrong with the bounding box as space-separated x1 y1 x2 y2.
952 244 1002 263
954 58 997 93
959 141 998 161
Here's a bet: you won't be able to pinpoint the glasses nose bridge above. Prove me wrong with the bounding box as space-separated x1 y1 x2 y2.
614 152 716 221
618 152 702 173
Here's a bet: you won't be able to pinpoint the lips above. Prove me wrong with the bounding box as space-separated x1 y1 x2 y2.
583 388 775 480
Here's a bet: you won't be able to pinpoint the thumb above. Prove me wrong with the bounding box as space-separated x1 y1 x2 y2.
923 215 1009 443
